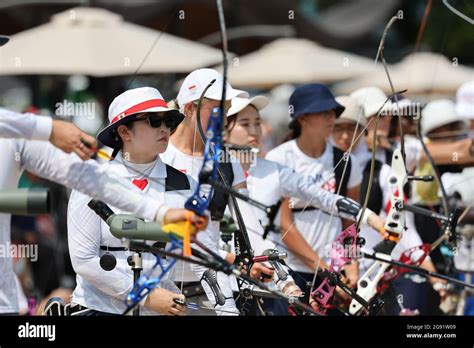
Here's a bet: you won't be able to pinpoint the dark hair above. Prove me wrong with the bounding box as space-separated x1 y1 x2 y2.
226 114 238 134
283 119 302 142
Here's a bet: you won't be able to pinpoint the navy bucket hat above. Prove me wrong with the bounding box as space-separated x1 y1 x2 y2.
289 83 344 120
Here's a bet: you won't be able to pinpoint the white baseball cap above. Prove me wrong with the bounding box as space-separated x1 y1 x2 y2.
456 81 474 119
97 87 183 149
350 86 394 118
227 95 269 117
177 68 248 107
421 99 469 136
335 95 366 126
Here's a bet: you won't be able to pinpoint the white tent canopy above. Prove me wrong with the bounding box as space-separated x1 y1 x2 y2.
218 38 380 88
0 7 223 76
335 52 474 95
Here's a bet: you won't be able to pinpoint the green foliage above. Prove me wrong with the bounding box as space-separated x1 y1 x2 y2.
422 0 474 64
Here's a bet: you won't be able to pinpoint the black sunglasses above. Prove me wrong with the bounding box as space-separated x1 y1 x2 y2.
145 114 178 129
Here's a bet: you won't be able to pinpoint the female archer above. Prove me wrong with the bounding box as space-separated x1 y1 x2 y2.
67 87 204 316
224 92 386 314
162 68 276 315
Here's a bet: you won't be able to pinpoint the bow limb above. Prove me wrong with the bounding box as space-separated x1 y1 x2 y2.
214 0 257 310
348 16 406 315
207 0 256 263
186 0 257 313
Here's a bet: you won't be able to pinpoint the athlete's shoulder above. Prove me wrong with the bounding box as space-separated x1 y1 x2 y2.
265 140 293 161
255 157 279 172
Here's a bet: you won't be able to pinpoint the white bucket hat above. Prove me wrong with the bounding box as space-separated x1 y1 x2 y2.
177 68 248 107
227 95 269 117
421 99 469 136
97 87 183 149
350 86 394 118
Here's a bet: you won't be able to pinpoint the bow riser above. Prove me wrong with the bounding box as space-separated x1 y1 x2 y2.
185 107 223 217
350 150 408 313
377 243 430 293
311 224 358 313
349 260 390 315
384 149 408 238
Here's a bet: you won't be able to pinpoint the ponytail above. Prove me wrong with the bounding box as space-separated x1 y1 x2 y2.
283 119 301 142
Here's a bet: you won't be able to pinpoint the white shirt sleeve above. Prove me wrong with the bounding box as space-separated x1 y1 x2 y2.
265 146 284 164
277 162 341 215
67 190 135 299
19 140 161 221
0 109 52 141
68 190 176 304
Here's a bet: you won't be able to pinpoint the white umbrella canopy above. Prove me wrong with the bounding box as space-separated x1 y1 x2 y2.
335 52 474 95
218 38 379 88
0 7 223 76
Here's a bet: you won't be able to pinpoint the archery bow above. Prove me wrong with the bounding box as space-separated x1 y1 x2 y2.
349 2 468 313
310 224 370 315
348 13 426 314
295 14 408 310
80 0 317 316
191 0 274 315
124 0 236 313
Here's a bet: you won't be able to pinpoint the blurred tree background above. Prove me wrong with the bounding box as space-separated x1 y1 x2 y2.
315 0 474 64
